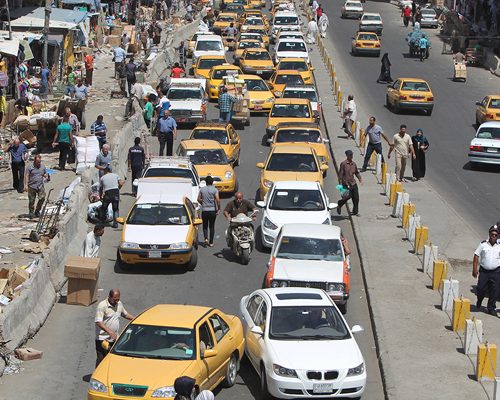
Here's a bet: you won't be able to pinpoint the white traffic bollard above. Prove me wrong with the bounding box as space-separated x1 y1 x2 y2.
400 192 410 217
392 191 404 218
385 172 396 195
422 244 439 274
494 377 500 400
375 154 382 181
441 278 459 312
464 318 483 355
408 215 421 242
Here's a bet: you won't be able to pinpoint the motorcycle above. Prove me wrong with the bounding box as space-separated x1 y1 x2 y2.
226 210 258 265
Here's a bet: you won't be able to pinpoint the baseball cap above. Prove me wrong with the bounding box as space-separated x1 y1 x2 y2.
489 225 499 234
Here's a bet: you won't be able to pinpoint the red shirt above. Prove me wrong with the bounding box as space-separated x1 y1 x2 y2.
85 54 94 70
171 67 184 78
403 8 411 17
317 7 323 17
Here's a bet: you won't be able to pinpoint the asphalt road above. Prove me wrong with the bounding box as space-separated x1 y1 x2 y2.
321 0 500 236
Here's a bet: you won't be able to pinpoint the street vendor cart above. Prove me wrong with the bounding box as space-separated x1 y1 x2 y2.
223 75 250 126
453 62 467 82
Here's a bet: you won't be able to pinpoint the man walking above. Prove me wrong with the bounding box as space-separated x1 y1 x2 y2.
343 94 357 139
4 136 27 193
128 137 146 195
197 175 221 247
218 87 235 123
81 223 105 258
157 109 177 156
85 52 94 86
336 150 363 217
91 115 108 149
24 154 49 218
361 116 392 172
100 167 124 228
95 144 112 178
94 289 134 366
113 46 127 79
388 124 415 182
472 225 500 316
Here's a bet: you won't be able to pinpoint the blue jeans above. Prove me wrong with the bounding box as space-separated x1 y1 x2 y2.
219 111 231 122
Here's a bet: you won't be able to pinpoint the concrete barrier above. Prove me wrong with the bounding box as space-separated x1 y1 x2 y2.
422 243 438 274
476 343 497 381
452 296 470 331
465 318 483 355
414 225 428 254
432 259 447 290
441 278 459 312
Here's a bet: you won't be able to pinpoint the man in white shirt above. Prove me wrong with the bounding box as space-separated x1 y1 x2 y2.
343 94 357 139
388 124 415 182
81 224 105 258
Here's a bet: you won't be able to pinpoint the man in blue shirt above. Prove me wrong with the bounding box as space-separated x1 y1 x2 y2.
157 109 177 156
40 65 50 100
4 136 27 193
419 36 428 62
113 47 127 79
91 115 108 149
218 86 236 122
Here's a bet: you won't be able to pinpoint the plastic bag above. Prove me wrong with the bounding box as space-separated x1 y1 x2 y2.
87 201 113 222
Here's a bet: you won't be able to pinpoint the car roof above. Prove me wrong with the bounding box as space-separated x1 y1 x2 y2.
274 10 298 15
133 304 213 328
271 144 314 154
486 95 500 100
149 156 192 168
272 180 321 190
345 0 362 4
218 12 238 16
197 35 223 41
283 85 317 91
194 122 230 129
362 12 381 16
280 223 341 239
478 121 500 128
278 57 308 63
397 77 429 83
181 139 224 149
136 193 186 205
261 288 333 307
273 98 310 105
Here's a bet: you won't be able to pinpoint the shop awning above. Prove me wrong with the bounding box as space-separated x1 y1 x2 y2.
10 7 88 30
0 32 41 56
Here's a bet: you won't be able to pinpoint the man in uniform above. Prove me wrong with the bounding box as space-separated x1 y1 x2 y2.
473 225 500 316
127 137 146 195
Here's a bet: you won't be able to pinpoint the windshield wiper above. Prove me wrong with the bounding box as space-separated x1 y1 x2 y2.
300 334 347 340
114 352 148 358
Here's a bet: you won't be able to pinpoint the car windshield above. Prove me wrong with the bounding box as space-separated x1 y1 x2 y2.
144 168 197 186
489 99 500 108
192 129 228 144
277 41 306 52
213 68 239 79
270 306 350 340
245 51 271 60
421 9 436 16
476 127 500 140
279 61 308 71
346 2 361 6
358 33 377 40
247 28 266 35
269 189 324 211
274 16 299 25
279 33 303 40
362 14 381 21
267 153 318 172
282 89 317 102
226 4 244 12
244 79 268 91
275 74 304 85
167 89 202 100
127 203 190 225
277 236 343 261
401 81 430 91
240 34 262 41
196 41 223 51
275 129 322 143
112 325 196 360
246 18 264 25
239 41 260 49
199 58 225 69
218 15 235 21
271 104 310 118
188 149 229 165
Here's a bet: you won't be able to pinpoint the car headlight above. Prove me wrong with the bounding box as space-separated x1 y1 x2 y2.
120 242 140 249
270 280 280 288
322 217 331 225
263 179 273 188
273 364 297 377
347 362 365 376
328 282 345 293
267 125 276 131
266 97 275 103
225 170 233 180
170 242 189 249
274 90 282 97
210 84 218 89
152 386 176 398
263 217 278 230
89 378 107 393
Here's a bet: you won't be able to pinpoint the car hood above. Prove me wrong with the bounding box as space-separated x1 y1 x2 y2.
273 258 344 283
124 225 190 245
265 208 328 227
263 171 321 183
194 164 232 179
242 60 274 68
268 337 362 370
169 99 203 110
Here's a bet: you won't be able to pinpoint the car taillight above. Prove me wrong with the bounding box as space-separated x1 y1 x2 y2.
355 43 361 47
375 43 381 47
427 97 434 101
399 95 407 100
343 260 350 294
266 257 275 287
486 113 494 119
470 145 483 152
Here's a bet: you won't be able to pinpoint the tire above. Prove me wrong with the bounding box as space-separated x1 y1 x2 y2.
187 247 198 270
224 353 238 387
338 302 347 314
260 367 273 400
427 108 433 116
241 248 250 265
385 95 391 109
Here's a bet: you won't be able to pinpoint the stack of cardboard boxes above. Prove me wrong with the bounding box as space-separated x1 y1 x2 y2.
0 267 30 309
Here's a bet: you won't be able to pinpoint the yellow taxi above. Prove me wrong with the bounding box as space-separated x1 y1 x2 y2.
207 64 242 100
386 78 434 115
116 179 201 269
265 98 315 139
245 27 270 47
239 48 274 79
244 9 268 23
236 32 266 49
241 16 267 32
233 39 265 64
193 55 228 80
275 57 314 84
256 143 327 200
270 122 330 172
351 32 381 56
213 12 239 34
188 32 214 57
177 139 238 193
476 95 500 125
237 74 275 112
189 122 241 165
267 70 304 97
88 304 245 400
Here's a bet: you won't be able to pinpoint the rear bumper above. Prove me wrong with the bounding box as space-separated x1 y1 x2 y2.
468 151 500 165
420 20 438 27
353 47 380 54
343 10 362 18
397 101 433 111
169 112 206 123
242 67 274 78
360 25 383 34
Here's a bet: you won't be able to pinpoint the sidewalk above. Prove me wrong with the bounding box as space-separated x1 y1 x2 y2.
303 5 498 400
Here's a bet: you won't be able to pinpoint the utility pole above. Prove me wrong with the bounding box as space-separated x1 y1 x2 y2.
43 0 51 67
5 0 12 40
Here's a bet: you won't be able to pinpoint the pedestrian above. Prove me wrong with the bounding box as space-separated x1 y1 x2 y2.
318 11 329 38
52 116 74 170
81 223 105 258
414 7 422 25
162 0 169 19
117 59 127 96
139 26 149 56
186 1 194 21
361 116 392 171
198 16 210 32
343 94 357 139
130 77 144 107
126 58 137 97
170 62 185 79
177 41 187 68
195 391 215 400
95 144 112 178
473 225 500 316
224 22 238 36
24 154 49 218
411 128 429 181
113 46 127 79
418 35 428 61
91 115 108 149
388 124 415 182
306 16 318 44
316 4 323 21
218 87 236 122
143 94 155 129
453 50 465 63
377 53 393 83
157 109 177 156
85 52 94 86
311 0 319 19
64 66 76 96
40 64 50 99
336 149 362 217
174 376 196 400
411 0 416 26
128 137 146 195
64 106 80 135
74 78 89 101
99 167 124 227
4 136 27 193
197 175 221 247
94 289 134 366
121 33 130 50
402 5 411 27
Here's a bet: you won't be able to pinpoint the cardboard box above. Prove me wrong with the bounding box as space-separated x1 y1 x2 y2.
15 347 43 361
8 267 29 290
107 35 121 48
65 256 100 306
0 279 7 295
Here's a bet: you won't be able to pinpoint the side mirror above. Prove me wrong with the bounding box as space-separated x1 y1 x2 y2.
116 217 125 224
256 162 264 169
323 138 330 143
225 46 229 51
203 348 218 358
256 200 266 208
310 67 315 71
132 179 139 187
194 218 203 225
250 325 263 336
267 138 273 143
351 325 364 334
320 164 329 171
327 202 338 210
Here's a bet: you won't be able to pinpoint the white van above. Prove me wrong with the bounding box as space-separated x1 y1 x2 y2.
193 35 227 62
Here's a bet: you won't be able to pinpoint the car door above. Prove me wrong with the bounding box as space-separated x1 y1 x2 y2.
249 299 268 368
477 96 488 123
241 293 264 368
208 313 234 382
197 320 221 390
388 80 400 105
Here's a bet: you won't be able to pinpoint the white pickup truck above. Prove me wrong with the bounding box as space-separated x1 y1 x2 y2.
166 78 208 124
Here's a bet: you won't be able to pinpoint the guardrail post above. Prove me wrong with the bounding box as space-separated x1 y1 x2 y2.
337 90 343 110
408 214 420 242
432 259 447 290
441 278 459 312
414 225 428 254
465 317 483 355
375 154 383 181
385 172 396 196
354 122 361 144
391 191 404 217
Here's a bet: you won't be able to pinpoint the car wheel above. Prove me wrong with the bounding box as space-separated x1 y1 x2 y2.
260 367 273 400
116 249 131 271
385 95 391 109
224 353 238 387
338 302 347 314
187 247 198 270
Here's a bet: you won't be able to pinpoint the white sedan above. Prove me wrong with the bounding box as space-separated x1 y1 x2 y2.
256 181 336 248
341 0 363 19
239 288 366 399
468 121 500 168
275 38 310 64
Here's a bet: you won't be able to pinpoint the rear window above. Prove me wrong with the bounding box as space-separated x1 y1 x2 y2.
267 153 318 172
271 104 310 118
278 60 308 71
198 58 225 69
275 129 321 143
358 33 377 40
144 167 197 186
167 88 202 100
400 81 430 91
191 129 228 144
282 89 317 103
476 127 500 140
275 74 304 85
277 41 306 52
362 14 381 21
274 15 299 25
212 68 239 79
196 40 223 51
245 51 271 60
489 99 500 109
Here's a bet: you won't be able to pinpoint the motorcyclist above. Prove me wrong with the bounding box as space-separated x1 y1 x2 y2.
224 192 257 246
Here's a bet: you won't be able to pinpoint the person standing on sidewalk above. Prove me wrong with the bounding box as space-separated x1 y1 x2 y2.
336 150 362 217
24 154 49 218
143 94 155 129
197 176 221 247
402 5 411 27
218 87 236 123
361 116 392 171
94 289 134 366
472 225 500 316
113 46 127 79
85 52 94 87
343 94 357 139
126 58 137 97
91 115 108 149
52 116 74 170
4 136 27 193
411 128 429 181
388 124 415 182
139 26 149 56
99 167 124 228
95 144 112 178
128 137 146 195
157 109 177 156
318 11 329 38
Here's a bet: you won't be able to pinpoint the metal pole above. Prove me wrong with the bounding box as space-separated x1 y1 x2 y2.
5 0 12 40
43 0 51 67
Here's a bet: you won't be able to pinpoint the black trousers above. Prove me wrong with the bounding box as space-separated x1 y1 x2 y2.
58 142 71 170
362 142 384 169
202 210 217 244
131 166 143 194
95 340 109 367
477 266 500 311
101 189 120 222
337 184 360 215
11 160 25 193
159 132 174 156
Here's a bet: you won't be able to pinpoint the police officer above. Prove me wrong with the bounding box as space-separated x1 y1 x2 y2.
472 225 500 316
127 137 146 196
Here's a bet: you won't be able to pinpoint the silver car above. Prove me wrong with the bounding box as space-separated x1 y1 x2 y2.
468 122 500 168
420 8 438 28
341 0 363 19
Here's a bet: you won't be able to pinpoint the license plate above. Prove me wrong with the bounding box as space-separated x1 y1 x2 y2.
256 70 263 74
148 251 162 258
178 118 186 122
254 105 262 110
487 148 498 153
313 383 334 394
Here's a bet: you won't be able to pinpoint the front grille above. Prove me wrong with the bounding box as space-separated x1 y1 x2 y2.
307 371 322 380
324 370 339 380
288 281 327 290
112 384 148 397
341 387 362 394
170 110 192 117
306 389 337 395
139 244 171 249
